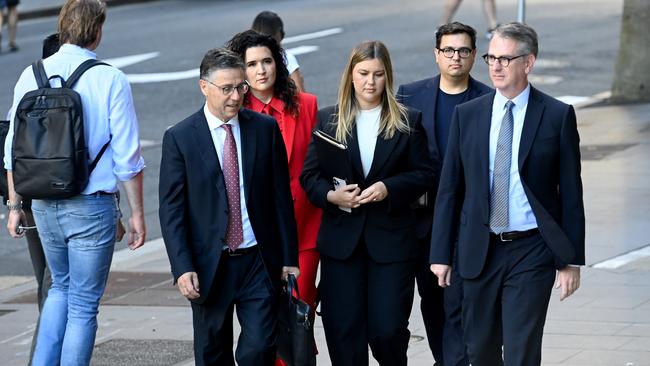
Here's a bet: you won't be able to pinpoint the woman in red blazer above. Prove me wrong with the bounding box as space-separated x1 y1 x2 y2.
226 29 322 333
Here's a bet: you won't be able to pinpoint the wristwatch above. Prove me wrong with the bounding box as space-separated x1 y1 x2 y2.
6 201 23 211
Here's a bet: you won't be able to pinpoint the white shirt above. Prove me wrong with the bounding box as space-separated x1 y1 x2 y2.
4 44 145 194
356 106 381 177
203 104 257 250
283 50 300 75
489 85 538 231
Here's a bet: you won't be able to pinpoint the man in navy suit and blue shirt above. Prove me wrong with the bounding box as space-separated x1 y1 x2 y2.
159 48 299 366
430 22 585 366
397 22 491 366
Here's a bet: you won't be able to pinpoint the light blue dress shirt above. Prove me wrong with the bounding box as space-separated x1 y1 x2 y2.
4 44 145 194
203 104 258 250
489 84 538 232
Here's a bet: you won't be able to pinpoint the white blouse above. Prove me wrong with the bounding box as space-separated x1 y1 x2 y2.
355 105 381 177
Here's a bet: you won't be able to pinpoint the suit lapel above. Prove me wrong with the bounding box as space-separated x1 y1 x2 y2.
478 93 495 198
366 125 401 181
282 111 297 163
423 77 441 158
347 121 365 182
191 111 224 191
239 110 257 203
518 87 544 170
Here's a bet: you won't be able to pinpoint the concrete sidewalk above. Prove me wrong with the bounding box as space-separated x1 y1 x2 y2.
1 100 649 365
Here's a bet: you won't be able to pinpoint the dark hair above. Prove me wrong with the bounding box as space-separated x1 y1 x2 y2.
493 22 538 57
199 48 245 80
225 30 299 116
435 22 477 50
43 33 61 58
58 0 106 48
251 11 284 42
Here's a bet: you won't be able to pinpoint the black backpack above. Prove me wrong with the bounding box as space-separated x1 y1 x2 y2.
12 59 111 199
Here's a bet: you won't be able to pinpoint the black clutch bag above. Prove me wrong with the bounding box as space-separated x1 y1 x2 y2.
276 274 316 366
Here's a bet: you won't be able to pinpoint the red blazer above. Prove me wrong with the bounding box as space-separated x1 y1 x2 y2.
247 92 322 251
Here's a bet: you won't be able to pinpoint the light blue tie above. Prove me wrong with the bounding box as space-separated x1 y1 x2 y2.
490 100 515 233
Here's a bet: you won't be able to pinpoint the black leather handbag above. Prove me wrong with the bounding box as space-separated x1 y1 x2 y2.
276 274 316 366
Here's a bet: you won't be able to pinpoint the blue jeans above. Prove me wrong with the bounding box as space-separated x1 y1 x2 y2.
30 194 117 366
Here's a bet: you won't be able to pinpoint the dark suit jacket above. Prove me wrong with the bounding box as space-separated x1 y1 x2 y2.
430 86 585 279
300 105 435 263
397 76 492 238
159 108 298 304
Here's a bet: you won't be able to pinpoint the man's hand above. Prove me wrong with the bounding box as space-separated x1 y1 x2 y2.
357 181 388 205
177 271 200 300
282 266 300 281
555 266 580 301
326 184 360 209
7 209 26 238
127 213 146 250
430 264 452 288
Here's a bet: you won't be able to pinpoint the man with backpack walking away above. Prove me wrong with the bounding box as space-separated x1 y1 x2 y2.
3 1 146 365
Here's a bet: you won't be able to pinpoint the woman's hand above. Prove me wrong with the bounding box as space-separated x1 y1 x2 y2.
358 181 388 204
327 184 361 209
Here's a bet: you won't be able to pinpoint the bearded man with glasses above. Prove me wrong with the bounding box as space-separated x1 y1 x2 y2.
159 48 299 366
430 22 584 366
397 21 491 366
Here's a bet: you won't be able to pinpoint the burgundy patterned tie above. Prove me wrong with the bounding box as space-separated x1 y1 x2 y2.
221 124 243 251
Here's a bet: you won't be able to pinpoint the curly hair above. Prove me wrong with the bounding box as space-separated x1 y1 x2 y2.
225 30 299 116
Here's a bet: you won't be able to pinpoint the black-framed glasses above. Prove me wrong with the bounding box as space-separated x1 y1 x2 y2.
203 79 250 96
437 47 473 59
482 53 527 67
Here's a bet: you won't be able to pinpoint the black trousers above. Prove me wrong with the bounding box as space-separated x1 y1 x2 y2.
462 233 556 366
320 240 416 366
442 255 469 366
190 249 276 366
415 234 445 364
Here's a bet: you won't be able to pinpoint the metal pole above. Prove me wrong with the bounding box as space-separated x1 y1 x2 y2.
517 0 526 23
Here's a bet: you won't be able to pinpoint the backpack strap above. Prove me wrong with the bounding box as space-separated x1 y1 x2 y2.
31 60 51 88
88 135 112 174
66 59 110 88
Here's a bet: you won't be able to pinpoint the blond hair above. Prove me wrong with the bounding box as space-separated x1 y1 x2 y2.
58 0 106 48
334 41 409 143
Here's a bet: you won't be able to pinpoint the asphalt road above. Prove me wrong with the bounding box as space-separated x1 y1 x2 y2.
0 0 624 275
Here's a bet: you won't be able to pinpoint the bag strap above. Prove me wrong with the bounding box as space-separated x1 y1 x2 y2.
88 135 112 174
66 59 109 88
31 60 51 88
286 273 300 302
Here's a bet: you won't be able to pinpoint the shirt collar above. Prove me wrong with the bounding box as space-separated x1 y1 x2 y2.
203 104 240 130
494 83 530 111
58 43 97 59
247 93 285 115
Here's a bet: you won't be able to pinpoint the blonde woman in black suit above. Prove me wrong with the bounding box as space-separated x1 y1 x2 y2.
300 40 435 366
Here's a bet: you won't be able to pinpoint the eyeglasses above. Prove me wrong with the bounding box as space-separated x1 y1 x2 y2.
437 47 473 59
203 79 250 96
482 54 527 67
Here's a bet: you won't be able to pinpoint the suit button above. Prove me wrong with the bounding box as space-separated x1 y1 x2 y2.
224 209 229 214
292 196 296 202
221 237 226 243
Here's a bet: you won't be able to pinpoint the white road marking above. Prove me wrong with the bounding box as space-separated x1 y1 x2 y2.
0 324 36 344
529 74 563 85
556 96 591 105
283 27 343 44
121 28 342 84
593 245 650 269
104 52 160 69
535 59 570 68
288 45 320 56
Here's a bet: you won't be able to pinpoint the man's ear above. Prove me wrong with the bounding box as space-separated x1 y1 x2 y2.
524 54 536 74
199 79 209 97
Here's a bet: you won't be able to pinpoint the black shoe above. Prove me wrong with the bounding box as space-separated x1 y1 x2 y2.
9 42 18 52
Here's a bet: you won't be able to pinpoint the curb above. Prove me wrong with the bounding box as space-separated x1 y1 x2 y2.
19 0 162 21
